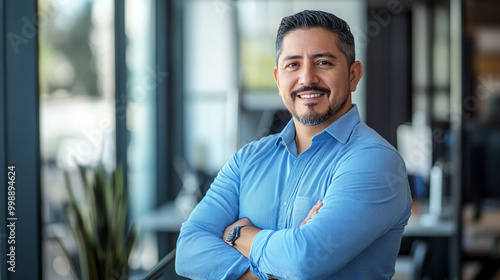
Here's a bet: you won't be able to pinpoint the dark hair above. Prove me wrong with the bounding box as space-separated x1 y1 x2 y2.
275 10 355 67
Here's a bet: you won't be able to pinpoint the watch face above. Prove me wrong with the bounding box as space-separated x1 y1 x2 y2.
225 227 237 243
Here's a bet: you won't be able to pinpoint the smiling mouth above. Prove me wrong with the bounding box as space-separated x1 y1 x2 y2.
298 93 325 99
292 85 330 101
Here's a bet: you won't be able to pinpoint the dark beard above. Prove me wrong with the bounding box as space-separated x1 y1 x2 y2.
294 92 351 126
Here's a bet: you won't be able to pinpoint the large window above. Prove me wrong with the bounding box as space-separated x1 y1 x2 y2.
39 0 162 278
39 0 116 278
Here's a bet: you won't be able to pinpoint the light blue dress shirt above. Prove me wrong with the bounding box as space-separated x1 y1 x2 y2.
176 105 412 279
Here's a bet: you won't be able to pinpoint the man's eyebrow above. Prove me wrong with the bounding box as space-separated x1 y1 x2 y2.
282 55 302 61
281 53 338 62
313 52 338 60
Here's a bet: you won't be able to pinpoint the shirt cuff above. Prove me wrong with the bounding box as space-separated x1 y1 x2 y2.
249 229 274 279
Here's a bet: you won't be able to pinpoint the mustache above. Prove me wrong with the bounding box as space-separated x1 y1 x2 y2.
291 85 331 100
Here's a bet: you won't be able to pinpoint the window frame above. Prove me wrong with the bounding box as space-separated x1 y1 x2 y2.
0 0 42 279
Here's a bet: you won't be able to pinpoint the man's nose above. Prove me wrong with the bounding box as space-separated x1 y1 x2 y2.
299 63 319 85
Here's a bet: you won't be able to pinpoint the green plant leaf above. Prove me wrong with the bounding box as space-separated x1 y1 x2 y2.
57 163 138 280
78 165 102 263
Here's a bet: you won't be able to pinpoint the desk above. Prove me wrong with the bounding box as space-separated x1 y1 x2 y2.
404 215 456 237
404 200 457 237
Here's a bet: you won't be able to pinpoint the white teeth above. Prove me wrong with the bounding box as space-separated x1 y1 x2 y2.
300 94 322 98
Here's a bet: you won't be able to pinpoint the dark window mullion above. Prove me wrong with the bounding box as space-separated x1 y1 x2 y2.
115 0 128 191
1 0 41 279
0 0 7 276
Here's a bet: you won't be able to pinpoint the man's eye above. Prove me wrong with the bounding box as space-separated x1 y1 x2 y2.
317 61 331 66
286 63 298 68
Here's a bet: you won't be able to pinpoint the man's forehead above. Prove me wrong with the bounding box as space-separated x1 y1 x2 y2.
282 27 338 39
279 28 340 58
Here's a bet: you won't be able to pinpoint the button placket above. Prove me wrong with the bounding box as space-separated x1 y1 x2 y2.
283 152 311 228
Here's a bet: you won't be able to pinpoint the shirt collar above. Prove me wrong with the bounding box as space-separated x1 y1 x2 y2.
276 104 361 146
275 118 296 146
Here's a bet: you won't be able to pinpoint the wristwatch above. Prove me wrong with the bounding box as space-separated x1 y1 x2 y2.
225 225 250 246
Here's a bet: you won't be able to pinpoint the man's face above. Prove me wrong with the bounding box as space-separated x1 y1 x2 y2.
274 27 363 127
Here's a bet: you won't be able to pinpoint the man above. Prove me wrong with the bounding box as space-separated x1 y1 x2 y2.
176 10 412 279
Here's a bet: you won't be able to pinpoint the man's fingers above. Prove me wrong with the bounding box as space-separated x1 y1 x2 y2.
308 200 320 214
311 200 323 213
301 200 323 226
309 200 323 218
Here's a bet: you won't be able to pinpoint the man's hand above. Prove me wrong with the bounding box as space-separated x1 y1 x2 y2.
301 200 323 226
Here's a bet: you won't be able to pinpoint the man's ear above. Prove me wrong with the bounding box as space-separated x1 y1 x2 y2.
273 67 279 87
273 67 282 96
349 61 364 92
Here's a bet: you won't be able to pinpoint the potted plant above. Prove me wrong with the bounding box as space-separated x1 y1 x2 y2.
53 163 137 280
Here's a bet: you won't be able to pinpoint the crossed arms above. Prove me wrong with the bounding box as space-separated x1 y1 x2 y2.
223 201 323 279
175 146 411 279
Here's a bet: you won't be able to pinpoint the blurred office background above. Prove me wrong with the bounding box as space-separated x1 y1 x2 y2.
1 0 500 279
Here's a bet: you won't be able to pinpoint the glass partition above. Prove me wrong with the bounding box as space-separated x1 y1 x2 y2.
39 0 115 278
